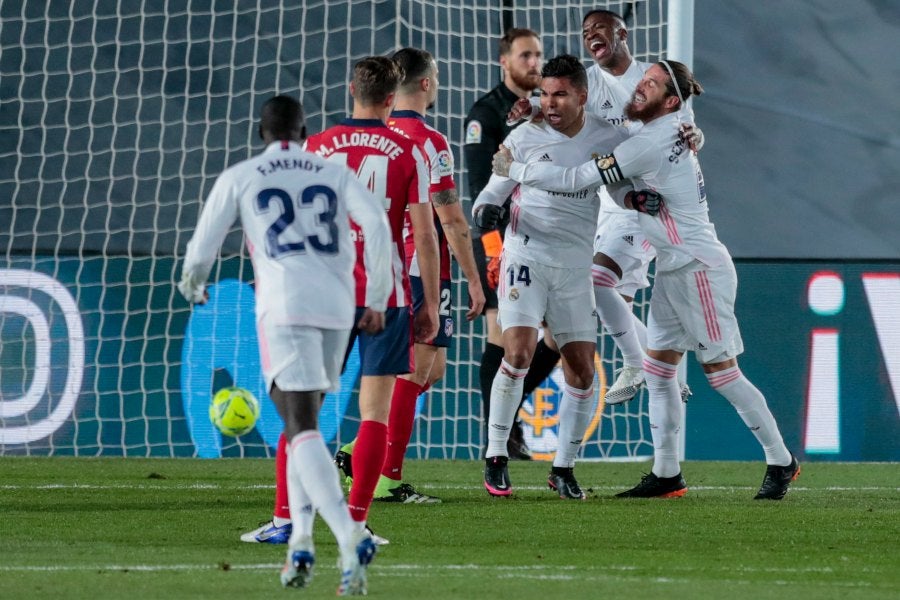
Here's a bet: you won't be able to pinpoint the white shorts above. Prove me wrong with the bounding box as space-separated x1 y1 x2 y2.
594 211 655 297
496 246 596 345
646 260 744 364
257 323 350 393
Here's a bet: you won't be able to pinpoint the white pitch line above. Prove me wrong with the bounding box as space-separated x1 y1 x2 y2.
1 482 897 492
0 562 882 589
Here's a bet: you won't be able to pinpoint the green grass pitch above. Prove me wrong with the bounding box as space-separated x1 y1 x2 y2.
2 457 897 599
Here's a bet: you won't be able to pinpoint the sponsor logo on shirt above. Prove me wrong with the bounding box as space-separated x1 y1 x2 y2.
465 120 482 144
537 153 552 162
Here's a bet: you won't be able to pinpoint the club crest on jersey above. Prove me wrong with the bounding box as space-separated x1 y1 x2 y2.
444 318 454 337
509 288 519 301
465 120 482 144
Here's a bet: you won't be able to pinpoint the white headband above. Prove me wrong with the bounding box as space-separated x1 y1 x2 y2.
660 60 685 106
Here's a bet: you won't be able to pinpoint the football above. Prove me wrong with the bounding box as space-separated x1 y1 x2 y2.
209 386 260 437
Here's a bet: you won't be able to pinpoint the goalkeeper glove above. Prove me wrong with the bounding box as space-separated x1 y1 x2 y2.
473 204 505 231
486 256 501 291
629 189 663 216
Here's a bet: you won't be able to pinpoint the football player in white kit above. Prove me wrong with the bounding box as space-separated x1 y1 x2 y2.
178 96 393 593
509 9 700 405
498 61 801 501
473 55 654 500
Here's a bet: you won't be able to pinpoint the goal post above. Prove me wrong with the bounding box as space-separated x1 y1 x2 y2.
0 1 689 459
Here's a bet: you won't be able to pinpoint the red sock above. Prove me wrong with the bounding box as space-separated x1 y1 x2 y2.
347 420 387 523
274 433 290 520
382 378 422 481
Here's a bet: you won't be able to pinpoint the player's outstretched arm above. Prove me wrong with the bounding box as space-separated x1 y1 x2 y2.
409 201 440 343
432 189 485 321
496 145 602 193
178 174 240 304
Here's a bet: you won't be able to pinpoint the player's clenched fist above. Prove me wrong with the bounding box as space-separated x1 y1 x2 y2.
356 308 385 334
627 189 663 216
473 203 505 231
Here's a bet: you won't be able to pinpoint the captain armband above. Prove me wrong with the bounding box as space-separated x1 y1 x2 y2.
594 153 624 185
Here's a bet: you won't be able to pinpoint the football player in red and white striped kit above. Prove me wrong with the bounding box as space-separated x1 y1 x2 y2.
355 47 485 503
241 57 440 549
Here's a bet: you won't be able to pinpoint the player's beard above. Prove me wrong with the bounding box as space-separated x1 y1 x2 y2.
509 70 542 94
625 95 661 122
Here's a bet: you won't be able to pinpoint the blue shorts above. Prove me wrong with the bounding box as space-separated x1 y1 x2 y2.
344 306 413 376
410 276 453 348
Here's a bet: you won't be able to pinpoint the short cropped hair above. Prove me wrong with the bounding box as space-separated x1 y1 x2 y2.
353 56 405 105
499 27 540 56
392 47 434 89
541 54 588 91
259 95 305 140
582 9 625 28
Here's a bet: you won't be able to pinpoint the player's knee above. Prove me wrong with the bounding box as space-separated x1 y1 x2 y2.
503 347 533 370
592 264 620 289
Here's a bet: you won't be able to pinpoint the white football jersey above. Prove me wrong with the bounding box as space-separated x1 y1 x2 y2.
181 141 393 328
587 59 695 222
510 113 730 273
588 61 647 219
473 114 628 267
599 113 730 272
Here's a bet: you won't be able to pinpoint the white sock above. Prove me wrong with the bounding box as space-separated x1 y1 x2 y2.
486 359 528 458
706 367 792 466
553 382 595 468
287 430 356 549
592 266 644 367
283 441 312 538
629 308 648 353
643 357 683 478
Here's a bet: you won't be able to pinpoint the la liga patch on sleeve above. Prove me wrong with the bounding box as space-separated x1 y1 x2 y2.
465 120 482 144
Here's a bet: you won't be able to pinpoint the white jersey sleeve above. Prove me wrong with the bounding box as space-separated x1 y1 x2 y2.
508 152 604 192
472 172 518 213
342 171 392 312
179 170 241 301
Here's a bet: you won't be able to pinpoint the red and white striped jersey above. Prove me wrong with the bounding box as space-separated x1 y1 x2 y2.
387 110 453 280
305 119 429 307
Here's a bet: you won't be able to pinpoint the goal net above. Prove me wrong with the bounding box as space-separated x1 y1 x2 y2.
1 0 672 459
